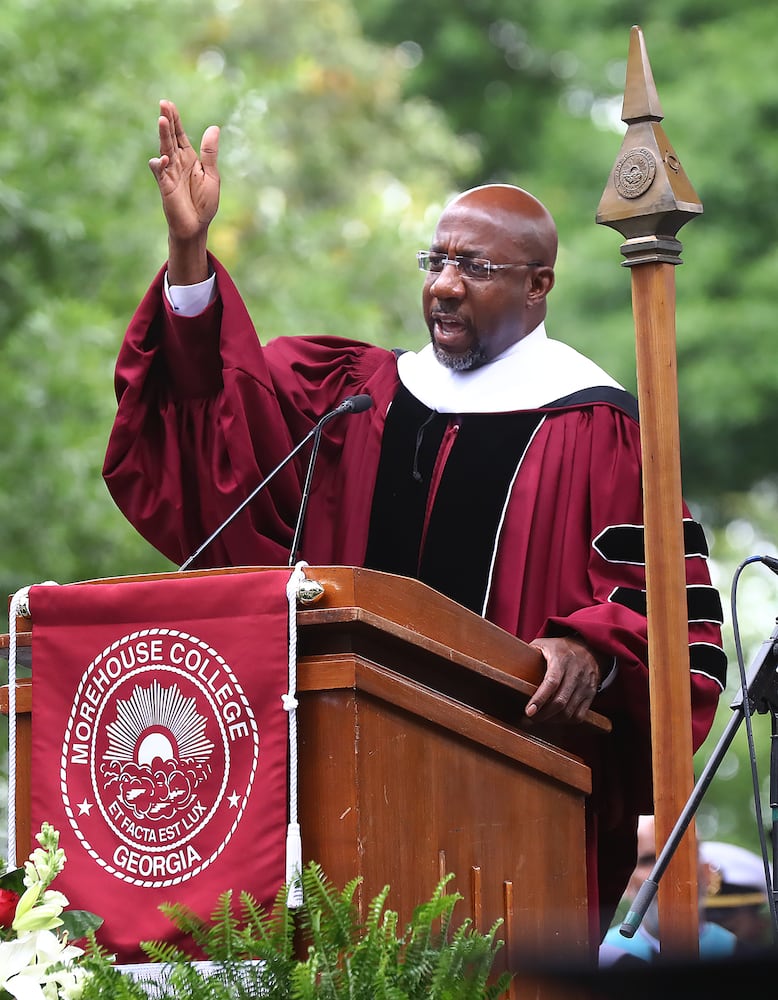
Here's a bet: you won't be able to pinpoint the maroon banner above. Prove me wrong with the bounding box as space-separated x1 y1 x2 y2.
29 570 291 963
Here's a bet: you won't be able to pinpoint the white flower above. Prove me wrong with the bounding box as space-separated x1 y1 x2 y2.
22 826 66 892
0 930 85 1000
12 888 68 935
0 824 96 1000
0 936 38 987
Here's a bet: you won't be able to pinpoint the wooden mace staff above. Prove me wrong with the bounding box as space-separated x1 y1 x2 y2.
596 25 703 957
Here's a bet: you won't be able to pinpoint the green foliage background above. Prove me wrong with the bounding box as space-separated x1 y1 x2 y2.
2 0 778 874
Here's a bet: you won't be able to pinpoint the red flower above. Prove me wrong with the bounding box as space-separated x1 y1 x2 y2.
0 888 19 928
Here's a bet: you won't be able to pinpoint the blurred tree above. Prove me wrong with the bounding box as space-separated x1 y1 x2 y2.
353 0 778 508
0 0 476 597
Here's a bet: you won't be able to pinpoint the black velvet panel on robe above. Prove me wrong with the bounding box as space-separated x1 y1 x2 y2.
365 384 542 614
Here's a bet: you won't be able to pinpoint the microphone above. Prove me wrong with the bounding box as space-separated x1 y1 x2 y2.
337 393 372 414
288 394 373 565
761 555 778 576
178 394 373 572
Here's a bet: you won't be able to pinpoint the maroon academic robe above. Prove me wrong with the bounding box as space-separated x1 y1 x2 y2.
104 257 726 939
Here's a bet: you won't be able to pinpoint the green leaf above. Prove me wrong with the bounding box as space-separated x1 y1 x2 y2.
60 908 104 941
0 867 25 895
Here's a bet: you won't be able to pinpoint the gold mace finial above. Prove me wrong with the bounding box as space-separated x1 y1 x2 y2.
596 25 702 265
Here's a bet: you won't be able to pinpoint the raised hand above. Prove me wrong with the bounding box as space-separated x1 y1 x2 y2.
148 100 220 284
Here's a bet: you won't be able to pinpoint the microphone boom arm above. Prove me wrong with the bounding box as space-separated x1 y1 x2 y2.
288 394 373 566
178 425 319 572
178 394 373 573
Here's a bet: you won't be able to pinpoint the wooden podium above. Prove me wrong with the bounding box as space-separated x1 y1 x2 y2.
2 565 609 981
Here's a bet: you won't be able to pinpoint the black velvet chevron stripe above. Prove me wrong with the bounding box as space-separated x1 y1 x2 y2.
611 586 646 615
610 585 724 624
594 519 710 564
690 642 728 688
688 585 724 624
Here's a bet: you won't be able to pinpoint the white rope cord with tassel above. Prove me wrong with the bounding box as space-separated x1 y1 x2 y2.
7 581 58 867
283 562 308 908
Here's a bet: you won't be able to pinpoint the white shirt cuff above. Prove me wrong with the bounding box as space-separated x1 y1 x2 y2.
164 272 217 316
598 657 618 692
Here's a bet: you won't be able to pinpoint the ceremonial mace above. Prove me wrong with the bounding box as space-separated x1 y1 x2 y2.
597 25 704 957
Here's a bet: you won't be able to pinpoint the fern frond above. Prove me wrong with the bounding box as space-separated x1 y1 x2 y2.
83 865 508 999
238 887 295 961
298 861 361 953
139 937 190 966
401 874 460 977
80 959 150 1000
346 895 402 999
202 890 242 960
155 897 213 951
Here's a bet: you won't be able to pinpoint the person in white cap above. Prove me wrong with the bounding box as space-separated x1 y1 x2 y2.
699 840 773 950
600 817 738 965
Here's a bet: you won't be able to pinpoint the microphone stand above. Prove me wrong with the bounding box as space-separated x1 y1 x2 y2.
178 428 320 572
772 710 778 916
178 395 372 573
287 394 373 566
287 414 330 567
621 617 778 942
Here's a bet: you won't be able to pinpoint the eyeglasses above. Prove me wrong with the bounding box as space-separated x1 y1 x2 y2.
416 251 543 281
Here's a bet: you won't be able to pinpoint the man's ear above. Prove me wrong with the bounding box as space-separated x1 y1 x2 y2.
528 265 555 304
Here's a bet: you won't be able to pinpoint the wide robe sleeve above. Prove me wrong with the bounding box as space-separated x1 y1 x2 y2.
103 257 399 567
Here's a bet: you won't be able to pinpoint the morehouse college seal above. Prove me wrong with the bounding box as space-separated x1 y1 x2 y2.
60 628 260 888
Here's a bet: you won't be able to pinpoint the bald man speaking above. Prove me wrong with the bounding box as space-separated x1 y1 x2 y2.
104 100 727 938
